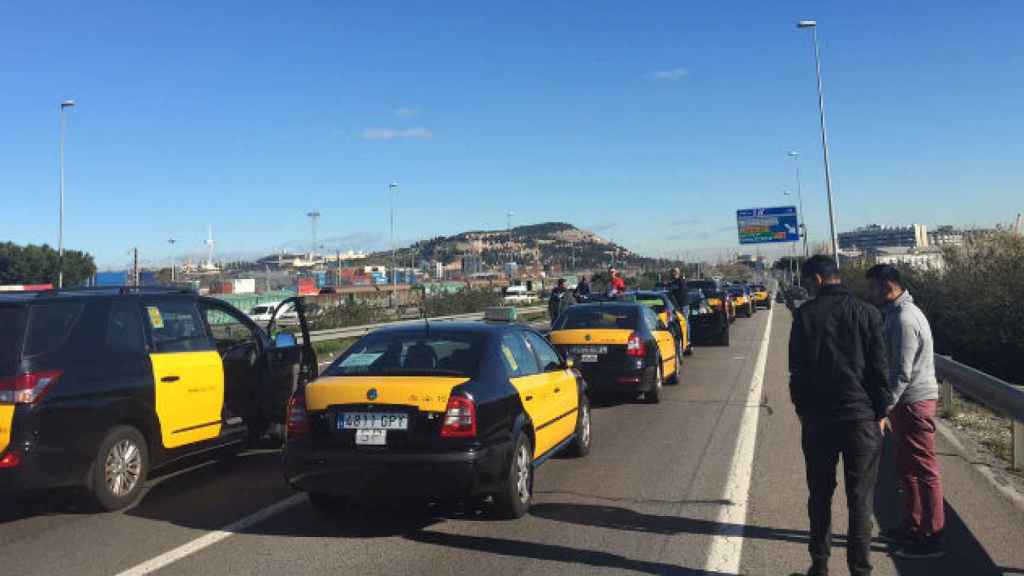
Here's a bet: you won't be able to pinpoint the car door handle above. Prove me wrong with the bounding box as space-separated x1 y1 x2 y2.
554 387 561 393
161 375 180 383
525 395 534 401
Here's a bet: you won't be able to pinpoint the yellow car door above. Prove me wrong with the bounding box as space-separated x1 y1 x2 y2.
675 311 689 353
643 308 676 379
500 333 557 458
524 331 579 449
143 299 225 449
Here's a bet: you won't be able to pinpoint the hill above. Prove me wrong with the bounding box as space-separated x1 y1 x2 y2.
368 222 656 271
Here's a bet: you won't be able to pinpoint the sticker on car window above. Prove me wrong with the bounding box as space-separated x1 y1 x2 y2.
501 345 519 371
147 306 165 329
340 352 383 368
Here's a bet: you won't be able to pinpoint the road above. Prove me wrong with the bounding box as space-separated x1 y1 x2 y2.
1 307 1022 575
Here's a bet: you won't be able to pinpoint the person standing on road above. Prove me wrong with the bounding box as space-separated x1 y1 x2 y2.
866 264 945 559
548 278 572 323
607 267 626 297
573 275 591 302
789 255 894 576
665 267 688 308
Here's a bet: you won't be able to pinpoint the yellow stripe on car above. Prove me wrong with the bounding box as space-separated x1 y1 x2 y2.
306 376 471 413
0 404 13 454
549 329 635 345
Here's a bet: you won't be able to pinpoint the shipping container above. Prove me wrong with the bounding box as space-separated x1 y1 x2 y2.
95 271 129 286
232 278 257 294
296 278 317 295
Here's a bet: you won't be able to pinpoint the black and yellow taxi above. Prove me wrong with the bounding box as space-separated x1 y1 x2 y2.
0 288 314 510
727 284 756 317
602 290 692 360
690 280 736 323
282 310 591 519
687 289 731 346
548 301 679 403
751 284 772 309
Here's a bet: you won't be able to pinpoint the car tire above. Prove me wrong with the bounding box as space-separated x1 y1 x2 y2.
719 327 731 347
646 362 662 404
308 491 349 514
766 299 773 310
493 433 534 519
90 425 149 512
565 395 592 458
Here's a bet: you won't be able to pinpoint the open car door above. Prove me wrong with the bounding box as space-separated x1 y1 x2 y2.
264 296 318 438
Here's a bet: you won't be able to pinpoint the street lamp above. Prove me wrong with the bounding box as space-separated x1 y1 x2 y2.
506 211 514 274
787 151 809 258
58 99 75 288
168 238 176 284
796 20 840 267
389 182 398 308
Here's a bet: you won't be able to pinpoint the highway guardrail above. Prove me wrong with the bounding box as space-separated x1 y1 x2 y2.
303 305 548 344
936 355 1024 470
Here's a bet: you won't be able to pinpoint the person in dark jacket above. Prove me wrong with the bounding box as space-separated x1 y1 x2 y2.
789 255 894 576
548 279 573 322
664 267 688 308
573 275 592 302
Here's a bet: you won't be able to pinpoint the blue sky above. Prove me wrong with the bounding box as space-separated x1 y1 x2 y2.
2 1 1022 269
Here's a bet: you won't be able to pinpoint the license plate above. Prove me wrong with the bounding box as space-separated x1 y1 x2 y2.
354 429 387 446
339 412 408 430
570 345 608 355
581 354 599 363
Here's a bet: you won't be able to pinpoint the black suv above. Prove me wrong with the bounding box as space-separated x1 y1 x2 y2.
0 288 315 510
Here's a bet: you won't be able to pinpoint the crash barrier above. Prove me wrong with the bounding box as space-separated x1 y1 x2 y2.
302 306 548 344
936 355 1024 470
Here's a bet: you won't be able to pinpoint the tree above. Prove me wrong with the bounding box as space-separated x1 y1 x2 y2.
0 242 96 286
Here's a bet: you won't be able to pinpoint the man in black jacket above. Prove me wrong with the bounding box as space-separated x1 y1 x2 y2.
790 255 894 576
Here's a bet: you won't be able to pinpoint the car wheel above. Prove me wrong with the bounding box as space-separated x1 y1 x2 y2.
308 492 349 514
565 395 592 457
646 362 662 404
493 433 533 519
767 300 773 310
668 348 681 385
91 425 148 511
719 327 731 347
684 341 693 356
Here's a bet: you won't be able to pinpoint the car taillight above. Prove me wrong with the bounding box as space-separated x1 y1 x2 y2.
0 450 22 469
0 370 62 405
440 394 477 438
286 389 308 439
626 333 647 358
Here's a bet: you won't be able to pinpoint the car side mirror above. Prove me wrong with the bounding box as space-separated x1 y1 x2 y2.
275 332 297 348
564 357 575 370
658 321 669 331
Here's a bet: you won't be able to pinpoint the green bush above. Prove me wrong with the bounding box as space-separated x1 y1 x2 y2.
421 286 503 317
841 233 1024 384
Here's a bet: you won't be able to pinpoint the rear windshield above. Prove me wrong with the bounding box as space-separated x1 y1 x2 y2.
0 306 27 374
24 302 86 358
554 307 638 330
689 281 717 292
324 331 486 378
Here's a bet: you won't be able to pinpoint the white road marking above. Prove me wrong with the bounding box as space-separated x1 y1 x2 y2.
113 493 306 576
703 305 773 574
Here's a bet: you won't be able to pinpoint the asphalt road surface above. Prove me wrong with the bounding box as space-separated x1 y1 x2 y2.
2 307 1022 576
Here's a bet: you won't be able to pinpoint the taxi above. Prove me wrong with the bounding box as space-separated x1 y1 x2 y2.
548 302 679 403
690 280 736 323
727 285 756 318
751 284 772 309
282 310 591 519
619 290 691 360
0 288 315 510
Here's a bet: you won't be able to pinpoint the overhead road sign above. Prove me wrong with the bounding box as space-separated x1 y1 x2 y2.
736 206 800 245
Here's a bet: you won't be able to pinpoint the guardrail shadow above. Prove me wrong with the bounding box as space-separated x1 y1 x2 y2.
873 439 1016 576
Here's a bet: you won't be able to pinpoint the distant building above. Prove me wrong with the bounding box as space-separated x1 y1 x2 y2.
461 255 483 276
504 262 519 277
874 246 944 271
433 261 445 280
838 224 928 251
928 225 964 249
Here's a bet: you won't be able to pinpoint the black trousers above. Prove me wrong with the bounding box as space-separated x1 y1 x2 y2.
801 418 883 576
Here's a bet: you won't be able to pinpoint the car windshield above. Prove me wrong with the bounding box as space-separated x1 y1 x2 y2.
554 307 639 330
251 306 271 314
324 331 486 378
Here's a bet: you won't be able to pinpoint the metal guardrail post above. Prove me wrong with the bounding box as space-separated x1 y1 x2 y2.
1014 420 1024 471
941 377 954 415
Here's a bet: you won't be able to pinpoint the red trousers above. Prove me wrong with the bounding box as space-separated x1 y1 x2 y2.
890 399 945 539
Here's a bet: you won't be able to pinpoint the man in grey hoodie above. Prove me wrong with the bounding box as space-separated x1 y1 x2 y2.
866 265 945 559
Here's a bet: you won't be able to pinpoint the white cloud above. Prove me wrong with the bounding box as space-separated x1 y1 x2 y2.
361 127 433 141
652 67 688 81
395 106 418 118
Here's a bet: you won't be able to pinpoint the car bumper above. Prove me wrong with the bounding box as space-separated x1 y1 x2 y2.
576 360 654 393
283 440 512 498
0 448 57 493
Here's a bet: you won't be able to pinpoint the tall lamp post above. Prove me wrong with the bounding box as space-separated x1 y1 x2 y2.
58 99 75 288
506 211 514 276
168 238 176 284
797 20 840 267
389 182 399 308
787 151 809 259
